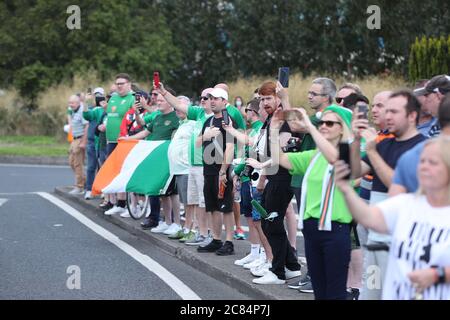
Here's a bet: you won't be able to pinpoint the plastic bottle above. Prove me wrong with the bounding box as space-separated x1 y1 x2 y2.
218 181 225 199
251 200 268 219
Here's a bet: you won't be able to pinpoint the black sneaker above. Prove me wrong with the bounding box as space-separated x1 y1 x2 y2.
346 288 360 300
141 217 158 230
100 201 113 210
197 239 223 252
215 241 234 256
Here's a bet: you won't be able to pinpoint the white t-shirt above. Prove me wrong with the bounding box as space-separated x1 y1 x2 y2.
376 194 450 300
168 120 196 175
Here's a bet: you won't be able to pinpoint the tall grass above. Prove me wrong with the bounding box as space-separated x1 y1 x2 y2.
228 74 407 112
0 73 407 137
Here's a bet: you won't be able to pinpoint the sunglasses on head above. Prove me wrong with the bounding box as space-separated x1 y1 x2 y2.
318 120 342 128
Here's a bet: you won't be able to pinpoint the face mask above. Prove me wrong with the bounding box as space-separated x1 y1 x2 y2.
236 101 242 107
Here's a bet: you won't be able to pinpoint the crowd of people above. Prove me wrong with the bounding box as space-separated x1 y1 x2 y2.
66 72 450 300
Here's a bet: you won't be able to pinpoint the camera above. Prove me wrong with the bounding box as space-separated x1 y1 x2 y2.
282 137 301 153
240 164 260 181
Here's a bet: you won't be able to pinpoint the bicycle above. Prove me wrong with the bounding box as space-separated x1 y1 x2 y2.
126 192 150 220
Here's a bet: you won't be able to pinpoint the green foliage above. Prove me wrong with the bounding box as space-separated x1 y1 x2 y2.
1 0 449 101
409 35 450 83
0 0 181 108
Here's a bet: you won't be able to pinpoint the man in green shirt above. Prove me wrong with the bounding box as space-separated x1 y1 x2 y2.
103 73 135 216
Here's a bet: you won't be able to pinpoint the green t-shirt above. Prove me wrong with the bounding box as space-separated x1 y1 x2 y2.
83 107 106 150
187 106 212 166
143 110 162 124
106 92 135 143
287 150 352 224
146 111 180 141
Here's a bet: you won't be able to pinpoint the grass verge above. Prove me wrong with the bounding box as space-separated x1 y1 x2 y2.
0 135 68 157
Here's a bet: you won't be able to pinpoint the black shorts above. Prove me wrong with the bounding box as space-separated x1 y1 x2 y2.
161 176 178 197
203 175 233 213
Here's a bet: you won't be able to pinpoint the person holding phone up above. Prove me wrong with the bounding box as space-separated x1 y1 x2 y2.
249 104 355 299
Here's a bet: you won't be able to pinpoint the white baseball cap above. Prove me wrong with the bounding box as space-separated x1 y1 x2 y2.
93 87 105 95
208 88 228 101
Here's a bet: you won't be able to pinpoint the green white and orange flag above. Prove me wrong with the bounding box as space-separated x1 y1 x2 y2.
92 140 172 196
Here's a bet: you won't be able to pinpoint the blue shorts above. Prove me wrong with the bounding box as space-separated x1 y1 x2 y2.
240 181 263 221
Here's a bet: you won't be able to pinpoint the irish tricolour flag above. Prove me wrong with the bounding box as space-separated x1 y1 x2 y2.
92 140 172 196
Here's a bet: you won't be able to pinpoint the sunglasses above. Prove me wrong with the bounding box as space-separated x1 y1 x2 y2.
335 97 344 104
245 108 258 114
200 96 209 101
318 120 342 128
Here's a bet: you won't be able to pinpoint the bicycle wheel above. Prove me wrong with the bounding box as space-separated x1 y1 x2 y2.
126 192 147 220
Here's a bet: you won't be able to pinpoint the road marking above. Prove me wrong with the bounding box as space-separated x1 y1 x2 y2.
36 192 201 300
0 163 70 169
0 198 8 207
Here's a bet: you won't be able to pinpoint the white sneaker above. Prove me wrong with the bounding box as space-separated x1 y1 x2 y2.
84 191 92 199
104 205 127 215
243 256 265 270
69 187 83 195
120 211 131 218
251 262 272 277
151 221 170 233
234 254 259 266
252 271 285 285
285 268 302 280
163 223 182 235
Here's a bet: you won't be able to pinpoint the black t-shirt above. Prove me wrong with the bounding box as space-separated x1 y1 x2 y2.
202 115 237 176
362 133 427 193
261 114 292 178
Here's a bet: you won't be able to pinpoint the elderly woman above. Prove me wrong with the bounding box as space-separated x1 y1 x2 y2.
249 104 354 299
335 137 450 300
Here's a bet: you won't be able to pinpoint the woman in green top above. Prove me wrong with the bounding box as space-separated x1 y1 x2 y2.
250 105 354 299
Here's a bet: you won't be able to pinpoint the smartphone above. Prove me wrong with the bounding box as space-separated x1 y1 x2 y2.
283 109 302 121
153 71 160 89
357 103 369 120
278 67 290 88
222 109 230 125
338 142 351 179
135 93 141 102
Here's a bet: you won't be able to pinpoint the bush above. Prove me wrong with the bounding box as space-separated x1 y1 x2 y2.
409 36 450 83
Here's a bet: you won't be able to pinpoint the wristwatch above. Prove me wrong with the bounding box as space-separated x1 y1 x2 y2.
436 267 446 284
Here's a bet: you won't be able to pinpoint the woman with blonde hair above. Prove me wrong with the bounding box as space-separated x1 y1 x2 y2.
334 137 450 299
249 104 354 299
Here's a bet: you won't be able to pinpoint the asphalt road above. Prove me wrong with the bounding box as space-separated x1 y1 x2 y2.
0 164 249 300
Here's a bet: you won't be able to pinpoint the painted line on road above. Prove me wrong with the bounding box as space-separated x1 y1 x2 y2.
0 198 8 207
0 163 70 169
36 192 201 300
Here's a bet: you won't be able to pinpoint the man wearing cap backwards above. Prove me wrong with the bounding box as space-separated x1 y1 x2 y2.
390 75 450 196
351 90 427 299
